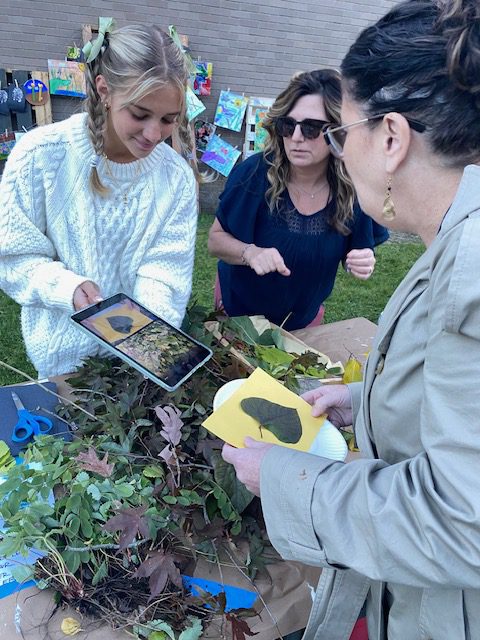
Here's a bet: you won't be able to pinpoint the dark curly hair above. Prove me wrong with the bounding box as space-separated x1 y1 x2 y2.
341 0 480 167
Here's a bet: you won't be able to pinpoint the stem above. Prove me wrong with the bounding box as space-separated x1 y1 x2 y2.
222 545 284 639
65 538 148 552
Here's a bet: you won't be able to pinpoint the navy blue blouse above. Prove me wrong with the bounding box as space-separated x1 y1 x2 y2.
216 154 388 331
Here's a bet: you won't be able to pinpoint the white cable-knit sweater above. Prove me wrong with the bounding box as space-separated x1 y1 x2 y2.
0 114 198 378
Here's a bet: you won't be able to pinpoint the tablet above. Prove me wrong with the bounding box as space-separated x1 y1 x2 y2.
71 293 213 392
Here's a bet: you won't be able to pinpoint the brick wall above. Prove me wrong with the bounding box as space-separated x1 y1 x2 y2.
1 0 398 210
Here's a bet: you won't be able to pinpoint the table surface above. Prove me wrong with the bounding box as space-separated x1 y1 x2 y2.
0 317 378 640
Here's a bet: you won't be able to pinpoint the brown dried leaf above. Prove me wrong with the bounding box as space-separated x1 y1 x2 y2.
134 550 182 599
103 505 150 550
76 447 114 477
155 405 184 464
155 405 183 447
226 612 258 640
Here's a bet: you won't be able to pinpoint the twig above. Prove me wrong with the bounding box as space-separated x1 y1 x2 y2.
65 538 149 552
222 545 284 640
279 311 292 329
0 359 99 421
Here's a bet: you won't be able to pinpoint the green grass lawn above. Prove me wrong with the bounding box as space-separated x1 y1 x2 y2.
0 214 424 385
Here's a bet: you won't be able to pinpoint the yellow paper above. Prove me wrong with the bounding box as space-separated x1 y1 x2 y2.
203 368 325 450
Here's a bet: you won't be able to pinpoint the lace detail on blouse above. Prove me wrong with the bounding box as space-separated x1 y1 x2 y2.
272 194 333 236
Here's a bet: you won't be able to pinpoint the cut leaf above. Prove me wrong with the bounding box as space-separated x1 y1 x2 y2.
240 397 302 444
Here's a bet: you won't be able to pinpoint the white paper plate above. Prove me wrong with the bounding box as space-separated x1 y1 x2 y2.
308 419 348 461
212 378 246 411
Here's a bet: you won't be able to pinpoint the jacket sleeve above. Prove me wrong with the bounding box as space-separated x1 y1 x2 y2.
0 137 88 310
133 168 198 328
261 217 480 589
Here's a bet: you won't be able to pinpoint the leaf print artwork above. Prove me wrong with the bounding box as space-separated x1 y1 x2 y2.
107 315 134 334
240 397 302 443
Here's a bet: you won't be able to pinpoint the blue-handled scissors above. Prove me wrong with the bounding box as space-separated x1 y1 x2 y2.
11 391 53 443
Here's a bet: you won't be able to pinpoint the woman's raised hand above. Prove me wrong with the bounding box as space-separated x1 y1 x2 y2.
244 245 291 276
302 384 353 427
345 248 375 280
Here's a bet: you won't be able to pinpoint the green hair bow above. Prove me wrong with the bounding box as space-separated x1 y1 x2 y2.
83 17 116 63
168 25 197 76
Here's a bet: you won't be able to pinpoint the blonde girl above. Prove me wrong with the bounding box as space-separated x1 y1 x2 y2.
0 24 198 378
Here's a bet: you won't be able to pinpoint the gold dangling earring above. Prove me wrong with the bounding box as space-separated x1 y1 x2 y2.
383 174 396 221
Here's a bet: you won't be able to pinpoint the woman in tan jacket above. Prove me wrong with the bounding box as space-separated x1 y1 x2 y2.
223 1 480 638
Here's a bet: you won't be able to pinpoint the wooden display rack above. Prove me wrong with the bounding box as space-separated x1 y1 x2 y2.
0 68 53 133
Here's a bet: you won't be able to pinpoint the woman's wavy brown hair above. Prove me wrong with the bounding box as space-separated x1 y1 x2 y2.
262 69 355 234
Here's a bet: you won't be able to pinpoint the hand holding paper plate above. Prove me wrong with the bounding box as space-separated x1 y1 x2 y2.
205 368 347 462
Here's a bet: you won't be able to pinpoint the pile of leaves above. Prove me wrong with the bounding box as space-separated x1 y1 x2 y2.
0 308 341 638
213 315 343 388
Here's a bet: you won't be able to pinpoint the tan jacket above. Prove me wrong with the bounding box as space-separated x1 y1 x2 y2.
261 165 480 639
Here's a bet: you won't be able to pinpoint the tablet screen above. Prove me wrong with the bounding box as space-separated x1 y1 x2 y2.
72 295 211 389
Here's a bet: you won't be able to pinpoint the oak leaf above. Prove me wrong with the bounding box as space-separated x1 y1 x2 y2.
76 447 114 477
155 405 183 463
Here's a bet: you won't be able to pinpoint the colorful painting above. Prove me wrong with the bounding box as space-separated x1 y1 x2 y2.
186 86 206 122
48 60 87 98
214 90 249 132
0 132 15 160
193 61 213 96
254 108 270 152
200 134 241 177
194 120 216 152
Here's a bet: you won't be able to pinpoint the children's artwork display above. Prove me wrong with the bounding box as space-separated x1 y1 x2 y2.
200 134 241 177
185 86 206 122
254 108 269 152
194 120 216 151
48 60 87 98
243 97 275 158
193 61 213 96
0 132 15 161
214 90 249 132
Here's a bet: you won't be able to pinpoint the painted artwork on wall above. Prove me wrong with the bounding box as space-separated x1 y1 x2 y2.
194 120 216 152
200 134 241 177
186 86 206 122
214 90 249 132
0 131 15 160
193 61 213 96
254 108 270 152
48 60 87 98
243 97 275 159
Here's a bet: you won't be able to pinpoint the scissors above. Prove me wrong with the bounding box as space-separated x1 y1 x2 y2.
11 391 53 443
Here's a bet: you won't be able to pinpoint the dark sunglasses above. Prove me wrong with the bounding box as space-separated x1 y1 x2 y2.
274 116 332 140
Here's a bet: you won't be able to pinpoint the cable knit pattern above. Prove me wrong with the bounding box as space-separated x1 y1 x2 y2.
0 114 198 378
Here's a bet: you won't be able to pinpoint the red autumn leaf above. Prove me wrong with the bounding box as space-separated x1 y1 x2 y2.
76 447 114 477
226 613 258 640
134 550 182 599
103 505 150 550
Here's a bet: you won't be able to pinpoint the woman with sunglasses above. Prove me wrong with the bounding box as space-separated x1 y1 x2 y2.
223 0 480 638
208 69 388 331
